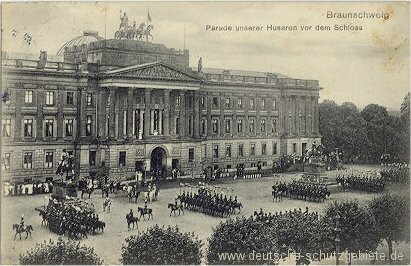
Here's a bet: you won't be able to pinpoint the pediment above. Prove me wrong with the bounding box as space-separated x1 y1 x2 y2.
104 62 200 82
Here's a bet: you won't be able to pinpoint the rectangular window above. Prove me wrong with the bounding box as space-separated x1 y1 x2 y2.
66 92 74 105
23 119 33 137
250 99 255 109
238 144 244 157
2 119 11 137
238 98 243 108
2 153 10 170
119 151 126 167
212 119 218 134
45 91 54 105
249 118 255 133
45 151 54 168
89 151 96 166
176 95 181 106
86 115 92 136
65 119 74 137
213 145 219 159
23 152 33 169
293 143 297 153
25 90 33 104
261 99 265 109
272 99 277 110
261 119 266 132
86 93 93 106
45 119 54 137
175 117 180 135
262 143 267 155
225 97 230 108
250 144 256 156
272 119 277 133
201 119 206 135
212 97 218 108
273 142 278 155
225 119 231 133
225 145 232 158
237 119 243 133
188 148 195 162
200 96 205 108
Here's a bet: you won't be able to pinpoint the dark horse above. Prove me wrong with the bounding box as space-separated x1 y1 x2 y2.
168 203 184 216
138 207 153 220
126 213 139 230
13 224 33 240
81 187 94 199
38 209 48 226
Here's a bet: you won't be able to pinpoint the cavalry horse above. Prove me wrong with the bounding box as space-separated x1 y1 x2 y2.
13 224 33 240
125 213 139 230
81 187 94 199
168 203 184 216
138 207 153 220
102 198 112 213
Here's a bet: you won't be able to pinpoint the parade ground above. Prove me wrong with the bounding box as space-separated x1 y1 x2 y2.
1 165 410 265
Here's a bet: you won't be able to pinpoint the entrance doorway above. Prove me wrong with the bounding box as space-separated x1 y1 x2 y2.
135 161 144 172
302 143 307 157
172 159 179 169
151 147 167 179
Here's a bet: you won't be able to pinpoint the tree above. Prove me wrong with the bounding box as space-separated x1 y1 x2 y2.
322 200 380 265
19 237 103 265
121 225 203 265
368 193 410 263
207 216 278 264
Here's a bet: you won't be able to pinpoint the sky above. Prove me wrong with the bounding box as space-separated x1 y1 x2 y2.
1 2 409 110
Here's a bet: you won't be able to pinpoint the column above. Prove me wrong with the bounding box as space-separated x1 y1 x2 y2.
194 92 200 138
109 89 116 138
180 91 186 136
118 92 124 138
144 89 151 137
80 89 87 137
314 96 319 134
164 90 170 136
139 109 144 139
256 98 261 135
207 94 212 136
220 93 224 137
159 110 163 134
99 89 107 138
127 88 134 138
57 91 64 138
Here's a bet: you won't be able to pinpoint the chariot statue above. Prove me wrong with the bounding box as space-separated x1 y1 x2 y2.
114 10 154 41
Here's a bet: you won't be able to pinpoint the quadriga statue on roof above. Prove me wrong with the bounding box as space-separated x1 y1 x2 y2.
114 11 154 41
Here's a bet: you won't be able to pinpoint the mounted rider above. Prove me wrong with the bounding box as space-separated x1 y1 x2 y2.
20 214 25 230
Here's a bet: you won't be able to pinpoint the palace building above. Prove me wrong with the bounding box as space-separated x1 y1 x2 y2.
1 29 321 181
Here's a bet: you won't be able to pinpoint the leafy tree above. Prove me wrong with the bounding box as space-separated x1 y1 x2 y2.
368 193 410 263
322 200 380 265
207 216 278 264
19 237 104 265
121 225 203 265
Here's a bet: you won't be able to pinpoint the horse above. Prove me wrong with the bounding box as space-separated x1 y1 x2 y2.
103 198 111 213
125 213 139 230
138 207 153 220
13 224 33 240
95 221 106 232
101 185 110 198
168 203 184 216
153 186 160 201
38 209 48 226
81 187 94 199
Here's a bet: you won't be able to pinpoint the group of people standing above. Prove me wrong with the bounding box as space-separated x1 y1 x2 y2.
4 182 53 196
272 181 330 202
336 169 385 193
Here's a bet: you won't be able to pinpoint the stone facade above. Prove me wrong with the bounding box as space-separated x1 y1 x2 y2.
1 38 321 181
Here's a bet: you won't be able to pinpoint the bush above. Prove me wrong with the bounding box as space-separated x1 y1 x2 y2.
207 216 278 264
120 225 203 265
19 237 103 265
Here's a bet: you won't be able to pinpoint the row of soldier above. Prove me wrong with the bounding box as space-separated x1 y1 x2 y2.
41 200 105 239
176 189 242 217
380 163 409 184
253 207 320 223
336 169 385 193
272 181 330 202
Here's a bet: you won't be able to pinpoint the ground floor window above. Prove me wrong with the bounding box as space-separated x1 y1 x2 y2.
188 148 195 162
213 145 219 158
45 151 54 168
23 152 33 169
2 153 10 170
89 151 96 166
119 151 126 167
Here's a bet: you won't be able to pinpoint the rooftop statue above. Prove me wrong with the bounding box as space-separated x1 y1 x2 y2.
114 10 154 41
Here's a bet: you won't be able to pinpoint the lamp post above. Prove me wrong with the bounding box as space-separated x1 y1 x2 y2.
335 213 341 265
